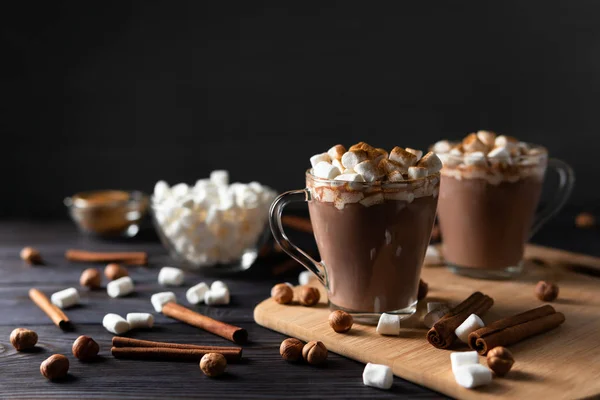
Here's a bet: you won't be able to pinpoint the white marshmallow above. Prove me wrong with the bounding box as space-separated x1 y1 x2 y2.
462 133 489 153
354 160 384 182
455 314 485 343
477 130 496 147
332 158 344 172
424 245 443 265
487 146 511 163
186 282 209 305
310 153 331 168
153 180 170 200
170 183 190 198
126 313 155 329
379 158 402 174
407 166 428 179
204 288 230 305
359 193 384 207
387 170 404 182
417 152 443 174
210 170 229 186
102 313 131 335
334 173 365 182
313 161 341 180
341 150 368 170
463 152 487 167
299 270 312 286
432 140 452 153
327 144 346 161
50 288 80 309
107 276 134 298
405 148 423 161
495 135 518 149
450 351 480 374
363 363 393 390
389 147 417 169
454 364 493 389
376 313 401 336
158 266 184 286
151 291 177 313
211 281 228 291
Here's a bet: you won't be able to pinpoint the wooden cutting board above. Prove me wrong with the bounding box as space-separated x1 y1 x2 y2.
254 245 600 399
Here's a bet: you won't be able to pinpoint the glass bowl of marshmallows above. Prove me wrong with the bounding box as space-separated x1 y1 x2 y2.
151 170 277 271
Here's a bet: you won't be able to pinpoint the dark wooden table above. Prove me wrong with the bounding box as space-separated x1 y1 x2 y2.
0 212 595 399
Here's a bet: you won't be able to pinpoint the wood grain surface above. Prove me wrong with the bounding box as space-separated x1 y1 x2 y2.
255 257 600 399
0 222 440 400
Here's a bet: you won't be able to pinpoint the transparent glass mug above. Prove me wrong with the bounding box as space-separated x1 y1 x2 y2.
269 170 439 321
435 144 575 279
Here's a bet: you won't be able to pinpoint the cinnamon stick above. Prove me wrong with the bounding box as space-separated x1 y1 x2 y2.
468 305 566 354
112 337 241 353
65 249 148 265
111 346 242 362
427 291 494 349
162 302 248 344
28 288 72 330
281 215 313 233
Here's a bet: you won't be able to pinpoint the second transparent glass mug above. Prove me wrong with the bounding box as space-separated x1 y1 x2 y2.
269 170 439 321
435 144 575 279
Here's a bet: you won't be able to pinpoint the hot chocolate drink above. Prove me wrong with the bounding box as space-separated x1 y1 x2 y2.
434 131 553 278
270 142 441 317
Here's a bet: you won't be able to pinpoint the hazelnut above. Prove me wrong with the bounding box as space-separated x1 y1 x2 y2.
104 263 128 281
328 310 353 333
40 354 69 380
80 268 102 289
280 338 304 362
302 340 328 365
299 286 320 307
20 247 42 264
10 328 38 351
72 335 99 361
417 279 428 301
271 283 293 304
487 346 514 377
575 212 596 229
535 281 559 302
199 352 227 377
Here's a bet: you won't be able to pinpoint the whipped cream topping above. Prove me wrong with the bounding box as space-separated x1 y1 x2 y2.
307 142 441 209
433 131 548 185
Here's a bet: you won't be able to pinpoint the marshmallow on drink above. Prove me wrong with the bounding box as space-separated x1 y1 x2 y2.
376 313 401 336
158 267 184 286
103 313 130 335
455 314 485 343
151 291 177 313
50 288 80 309
107 276 134 298
362 363 393 390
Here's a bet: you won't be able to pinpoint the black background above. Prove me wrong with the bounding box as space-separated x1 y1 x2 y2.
3 1 599 218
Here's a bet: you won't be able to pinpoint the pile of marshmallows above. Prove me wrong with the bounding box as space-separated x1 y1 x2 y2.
432 131 545 168
152 170 277 267
310 142 442 183
50 267 232 336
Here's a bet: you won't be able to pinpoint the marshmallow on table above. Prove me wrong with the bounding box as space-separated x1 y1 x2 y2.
407 166 428 180
158 267 184 286
376 313 401 336
186 282 209 305
51 288 80 309
310 153 331 168
341 150 368 170
455 314 485 343
450 351 480 374
454 364 493 389
363 363 393 390
299 270 312 286
211 281 228 291
204 287 230 305
126 313 154 329
107 276 134 298
103 313 130 335
313 161 341 179
151 291 177 312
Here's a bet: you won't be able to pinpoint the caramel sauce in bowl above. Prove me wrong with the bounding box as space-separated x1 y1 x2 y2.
65 190 149 237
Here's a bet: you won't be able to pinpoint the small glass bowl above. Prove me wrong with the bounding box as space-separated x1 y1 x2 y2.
64 190 149 237
150 198 272 272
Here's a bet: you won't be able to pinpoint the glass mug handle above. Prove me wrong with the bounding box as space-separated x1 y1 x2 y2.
530 158 575 237
269 189 327 286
